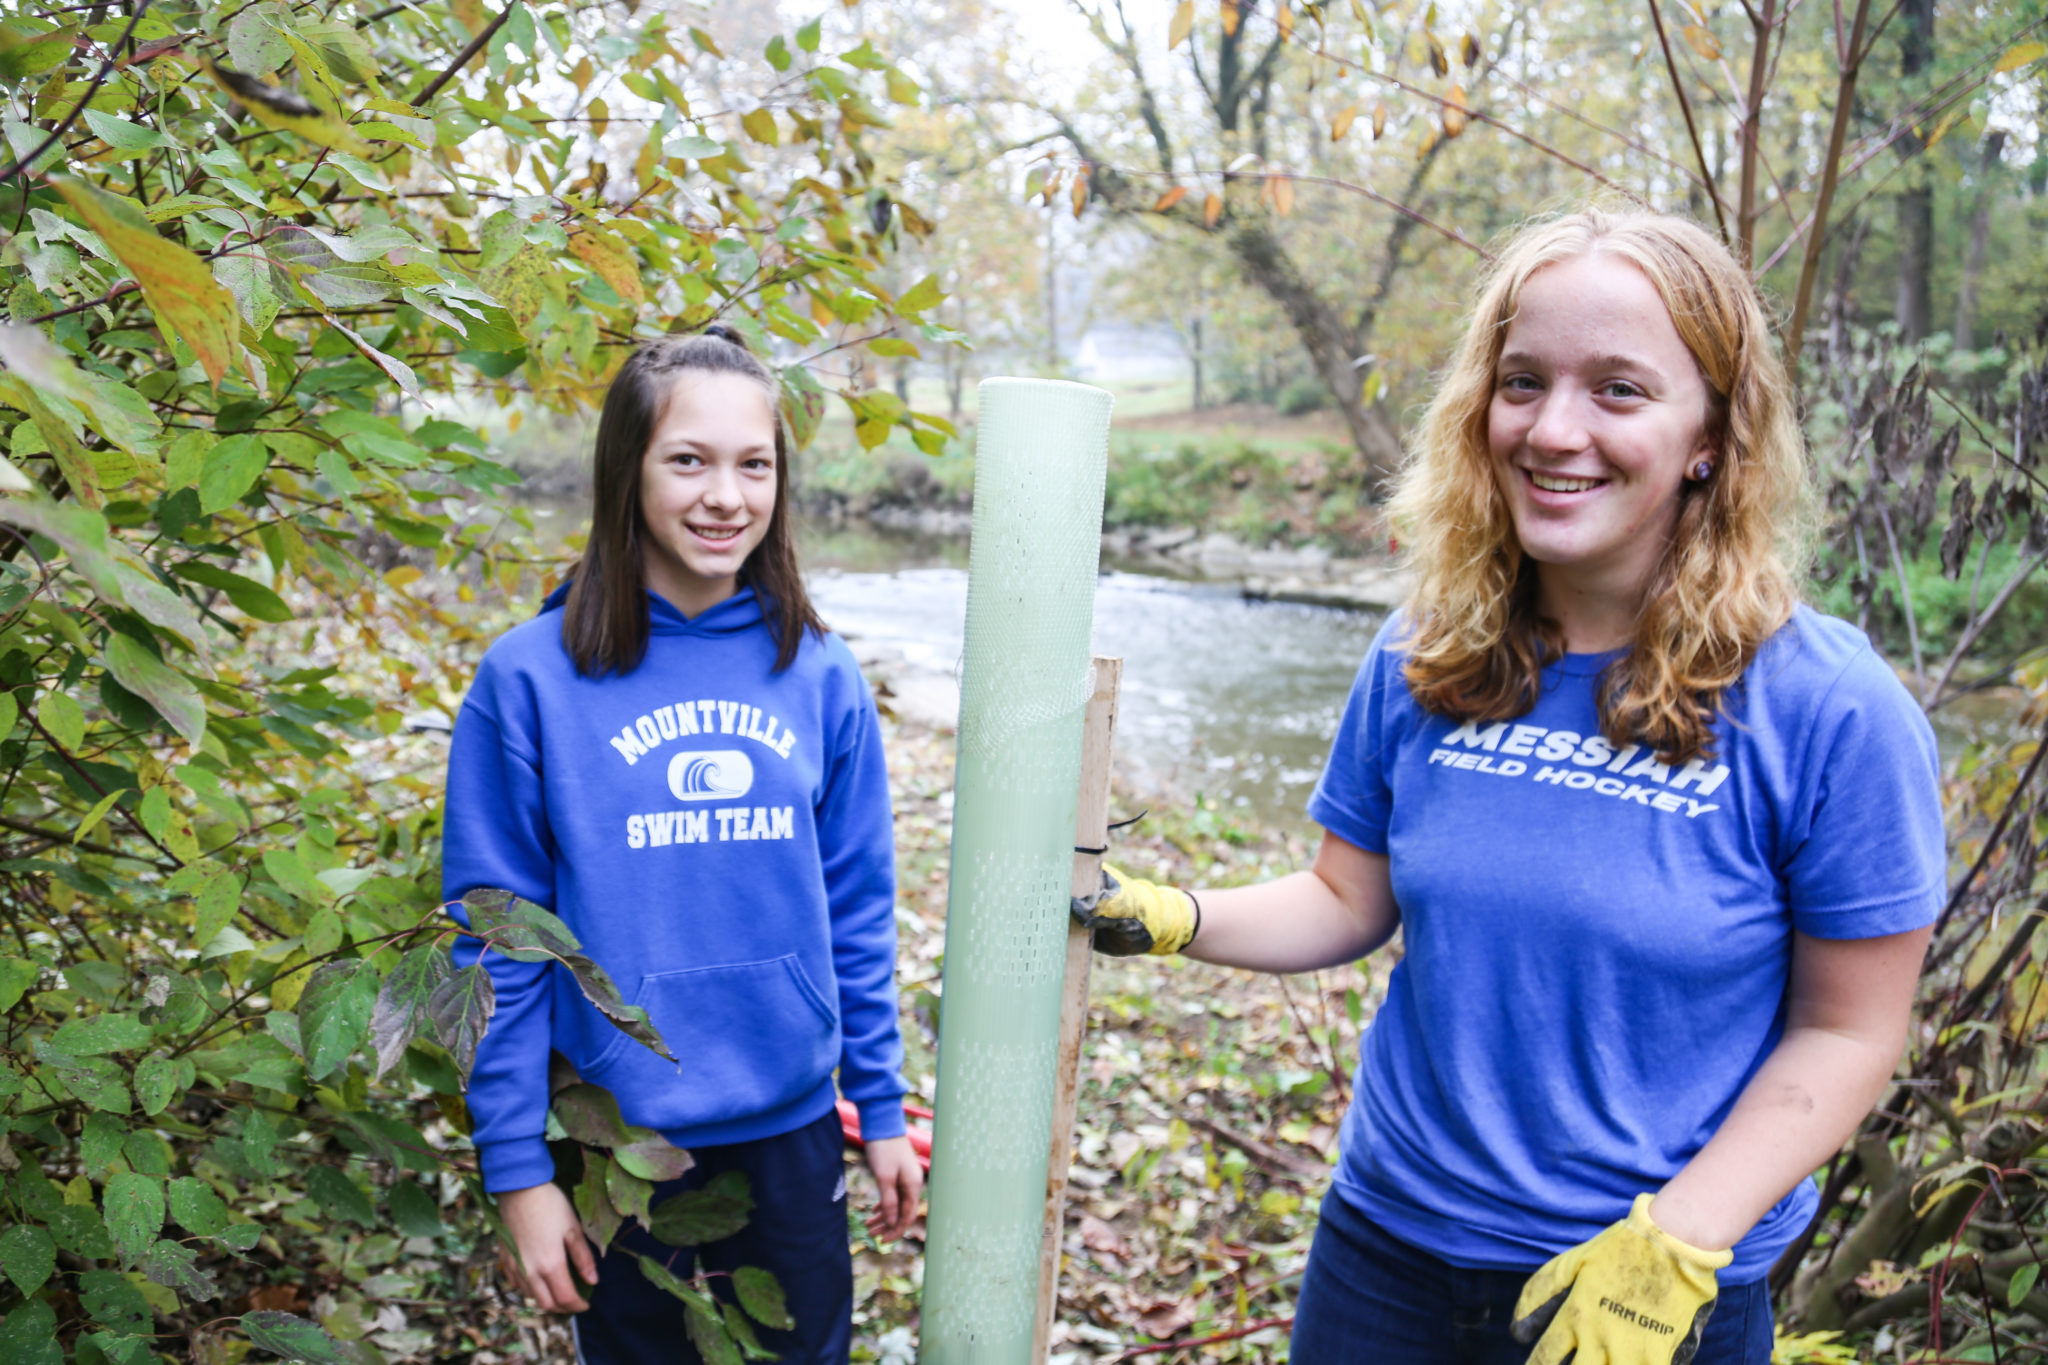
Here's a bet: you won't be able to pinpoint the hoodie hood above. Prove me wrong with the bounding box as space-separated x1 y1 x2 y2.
540 578 765 637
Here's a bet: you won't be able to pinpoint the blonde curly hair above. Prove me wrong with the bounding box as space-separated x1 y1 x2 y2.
1386 208 1810 763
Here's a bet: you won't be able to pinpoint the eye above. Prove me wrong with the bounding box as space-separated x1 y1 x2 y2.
1598 380 1645 400
667 450 702 467
1497 373 1542 393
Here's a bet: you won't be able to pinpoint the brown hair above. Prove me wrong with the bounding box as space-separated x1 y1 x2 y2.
1386 209 1810 763
561 328 825 676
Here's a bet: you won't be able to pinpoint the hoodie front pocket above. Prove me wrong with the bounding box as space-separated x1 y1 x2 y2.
580 955 839 1132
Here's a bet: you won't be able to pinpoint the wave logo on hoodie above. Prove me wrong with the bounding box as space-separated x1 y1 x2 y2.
666 749 755 801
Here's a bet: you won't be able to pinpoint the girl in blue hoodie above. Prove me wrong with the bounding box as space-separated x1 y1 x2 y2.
441 329 919 1364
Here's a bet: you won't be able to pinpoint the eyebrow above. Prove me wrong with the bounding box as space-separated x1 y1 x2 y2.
1498 349 1668 382
654 439 775 456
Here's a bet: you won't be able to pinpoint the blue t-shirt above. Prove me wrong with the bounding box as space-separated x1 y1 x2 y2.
1307 605 1945 1282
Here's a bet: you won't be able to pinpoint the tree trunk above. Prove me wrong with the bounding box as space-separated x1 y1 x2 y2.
1189 312 1205 410
1894 0 1936 343
1224 217 1403 480
1953 131 2007 351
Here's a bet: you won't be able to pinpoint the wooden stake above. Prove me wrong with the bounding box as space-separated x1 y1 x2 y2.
1034 656 1123 1361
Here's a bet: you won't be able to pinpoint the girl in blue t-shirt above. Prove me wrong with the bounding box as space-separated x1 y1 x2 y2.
1076 211 1944 1365
442 330 922 1364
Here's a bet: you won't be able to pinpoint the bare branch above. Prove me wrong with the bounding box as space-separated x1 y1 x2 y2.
1646 0 1731 243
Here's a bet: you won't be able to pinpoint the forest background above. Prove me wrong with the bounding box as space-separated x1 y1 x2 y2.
0 1 2044 1363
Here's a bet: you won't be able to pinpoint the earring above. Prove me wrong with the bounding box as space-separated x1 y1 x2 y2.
1691 459 1714 481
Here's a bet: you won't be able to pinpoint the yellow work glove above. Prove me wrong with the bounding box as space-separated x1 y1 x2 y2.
1510 1194 1731 1365
1069 864 1198 957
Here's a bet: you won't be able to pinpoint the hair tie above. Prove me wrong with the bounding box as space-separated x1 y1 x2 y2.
701 323 746 349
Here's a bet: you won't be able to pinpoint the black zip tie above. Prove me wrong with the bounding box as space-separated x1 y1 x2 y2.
1075 808 1150 855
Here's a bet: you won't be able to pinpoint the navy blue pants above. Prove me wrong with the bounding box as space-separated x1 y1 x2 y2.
573 1109 853 1365
1290 1191 1774 1364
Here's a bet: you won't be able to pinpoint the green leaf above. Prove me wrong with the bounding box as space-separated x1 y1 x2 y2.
76 788 125 844
0 1298 62 1365
103 1170 164 1263
134 1052 177 1117
299 959 375 1080
199 434 269 514
606 1158 654 1225
79 1267 151 1336
637 1253 717 1312
52 1012 151 1056
765 34 790 71
733 1265 793 1330
185 866 244 947
82 110 173 160
427 964 495 1084
51 178 240 387
796 17 821 51
649 1171 753 1247
168 1177 229 1237
37 690 84 752
615 1131 696 1182
240 1309 352 1364
2011 1260 2042 1307
0 957 36 1011
0 1223 56 1297
686 1294 743 1365
552 1082 634 1146
573 1149 624 1254
305 1164 374 1227
143 1238 219 1300
173 563 293 622
462 886 581 960
387 1180 442 1239
370 943 453 1080
101 634 207 747
897 273 944 314
561 952 675 1062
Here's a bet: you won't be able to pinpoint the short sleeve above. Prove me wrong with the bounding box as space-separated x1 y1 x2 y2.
1783 647 1946 939
1307 615 1408 854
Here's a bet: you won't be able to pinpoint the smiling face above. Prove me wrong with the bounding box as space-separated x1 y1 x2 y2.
1487 252 1718 642
637 370 779 617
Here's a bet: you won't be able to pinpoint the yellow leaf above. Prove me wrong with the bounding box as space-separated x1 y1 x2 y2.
1351 0 1375 42
0 376 100 507
1331 102 1359 141
1461 32 1480 67
385 565 422 588
740 107 780 145
1427 32 1448 77
1270 175 1295 217
1923 105 1969 152
1277 5 1294 39
571 56 594 93
1372 101 1388 138
450 0 488 38
1169 0 1195 49
1202 192 1223 227
1153 185 1189 212
1222 1 1242 38
51 178 239 389
1443 84 1469 138
1994 42 2045 72
1682 24 1721 61
205 61 371 156
570 227 645 308
1071 165 1091 219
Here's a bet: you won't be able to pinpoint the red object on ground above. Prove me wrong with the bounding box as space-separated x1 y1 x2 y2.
836 1099 933 1171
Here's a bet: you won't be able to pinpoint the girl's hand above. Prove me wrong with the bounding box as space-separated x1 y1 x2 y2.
863 1135 924 1244
497 1182 599 1313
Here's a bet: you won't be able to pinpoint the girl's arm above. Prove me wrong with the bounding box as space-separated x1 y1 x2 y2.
1183 831 1401 974
1648 925 1932 1250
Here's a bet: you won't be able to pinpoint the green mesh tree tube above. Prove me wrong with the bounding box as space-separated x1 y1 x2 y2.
918 378 1113 1363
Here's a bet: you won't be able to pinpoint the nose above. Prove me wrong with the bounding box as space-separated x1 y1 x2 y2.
1523 387 1591 458
699 463 743 514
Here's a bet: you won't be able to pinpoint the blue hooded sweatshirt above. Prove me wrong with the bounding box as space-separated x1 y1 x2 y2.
442 583 907 1194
